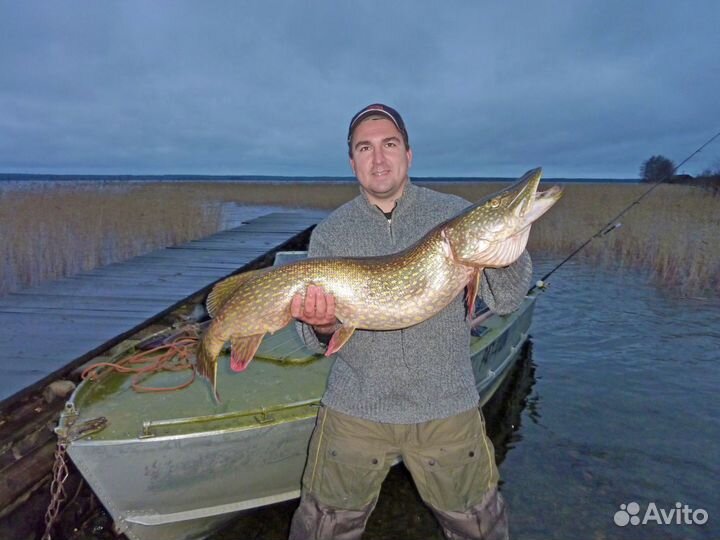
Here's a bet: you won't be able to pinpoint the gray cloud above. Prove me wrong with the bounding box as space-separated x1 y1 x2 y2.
0 0 718 177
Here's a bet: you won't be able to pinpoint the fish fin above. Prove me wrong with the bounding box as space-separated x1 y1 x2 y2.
206 269 269 318
230 333 265 372
465 269 481 318
440 228 455 260
325 325 356 356
195 337 222 403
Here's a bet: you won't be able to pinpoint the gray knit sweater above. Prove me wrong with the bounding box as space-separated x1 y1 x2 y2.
296 182 532 423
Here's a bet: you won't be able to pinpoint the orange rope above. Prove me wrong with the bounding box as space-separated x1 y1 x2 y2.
81 329 199 393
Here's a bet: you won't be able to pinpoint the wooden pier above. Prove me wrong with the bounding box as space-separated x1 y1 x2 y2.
0 211 324 405
0 211 325 539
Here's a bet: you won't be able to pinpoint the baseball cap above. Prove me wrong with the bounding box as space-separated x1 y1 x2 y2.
347 103 409 153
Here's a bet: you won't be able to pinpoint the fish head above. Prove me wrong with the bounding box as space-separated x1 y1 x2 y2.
444 168 562 267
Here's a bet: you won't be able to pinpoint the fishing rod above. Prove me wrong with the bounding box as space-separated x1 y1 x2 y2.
532 128 720 290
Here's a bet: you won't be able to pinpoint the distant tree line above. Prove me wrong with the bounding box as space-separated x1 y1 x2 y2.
640 155 719 194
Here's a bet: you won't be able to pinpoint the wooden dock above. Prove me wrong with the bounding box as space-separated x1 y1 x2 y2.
0 211 324 405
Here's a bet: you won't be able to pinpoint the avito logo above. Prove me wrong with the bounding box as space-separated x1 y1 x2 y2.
614 501 708 527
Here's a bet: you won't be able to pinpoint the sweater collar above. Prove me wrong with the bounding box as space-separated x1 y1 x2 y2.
357 180 419 220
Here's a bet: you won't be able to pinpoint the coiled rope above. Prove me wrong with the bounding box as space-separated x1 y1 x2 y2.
80 326 200 393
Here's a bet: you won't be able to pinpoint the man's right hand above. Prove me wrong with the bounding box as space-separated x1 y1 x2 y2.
291 285 338 335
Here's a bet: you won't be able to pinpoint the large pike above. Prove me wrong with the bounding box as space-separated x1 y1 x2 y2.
196 168 562 399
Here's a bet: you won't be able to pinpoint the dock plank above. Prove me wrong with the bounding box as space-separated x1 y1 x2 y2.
0 211 323 403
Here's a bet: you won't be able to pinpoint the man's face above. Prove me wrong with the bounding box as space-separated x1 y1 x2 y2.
349 117 412 211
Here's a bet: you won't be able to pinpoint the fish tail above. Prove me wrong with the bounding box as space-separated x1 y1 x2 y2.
195 337 221 403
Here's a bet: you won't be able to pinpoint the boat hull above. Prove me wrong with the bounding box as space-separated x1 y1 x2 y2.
66 290 539 540
69 415 316 540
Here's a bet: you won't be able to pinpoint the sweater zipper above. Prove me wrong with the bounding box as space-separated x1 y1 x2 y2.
384 214 407 367
386 217 407 366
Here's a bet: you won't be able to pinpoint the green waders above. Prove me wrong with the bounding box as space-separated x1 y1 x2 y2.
289 406 509 540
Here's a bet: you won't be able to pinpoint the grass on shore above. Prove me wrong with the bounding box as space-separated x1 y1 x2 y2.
427 182 719 296
526 183 719 296
0 183 222 295
0 180 717 297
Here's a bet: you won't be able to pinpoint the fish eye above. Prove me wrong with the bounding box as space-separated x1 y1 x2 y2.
489 198 500 208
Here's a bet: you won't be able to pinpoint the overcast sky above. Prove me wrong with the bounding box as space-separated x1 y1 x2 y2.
1 1 718 178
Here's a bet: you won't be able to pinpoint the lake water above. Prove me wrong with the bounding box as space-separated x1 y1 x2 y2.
212 255 719 539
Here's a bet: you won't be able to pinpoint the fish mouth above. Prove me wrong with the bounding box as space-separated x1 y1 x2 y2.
524 182 563 223
507 168 563 224
507 168 542 217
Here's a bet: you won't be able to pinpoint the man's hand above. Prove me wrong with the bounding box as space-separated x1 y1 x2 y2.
291 285 338 335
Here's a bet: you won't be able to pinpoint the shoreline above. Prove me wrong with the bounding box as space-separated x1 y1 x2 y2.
0 173 640 183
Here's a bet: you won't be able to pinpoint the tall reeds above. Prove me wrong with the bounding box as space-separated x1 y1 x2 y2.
0 183 222 295
1 180 717 297
139 180 720 295
428 182 720 296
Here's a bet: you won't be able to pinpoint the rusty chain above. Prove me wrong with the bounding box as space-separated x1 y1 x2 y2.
41 438 70 540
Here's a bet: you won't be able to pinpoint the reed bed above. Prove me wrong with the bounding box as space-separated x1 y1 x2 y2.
428 182 720 296
0 183 222 295
193 180 720 296
1 180 717 297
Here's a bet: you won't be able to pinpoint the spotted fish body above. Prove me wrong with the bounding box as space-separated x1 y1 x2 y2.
196 168 562 399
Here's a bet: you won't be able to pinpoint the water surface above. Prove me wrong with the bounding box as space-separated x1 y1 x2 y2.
499 256 718 539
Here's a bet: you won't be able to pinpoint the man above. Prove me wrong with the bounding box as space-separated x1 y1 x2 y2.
288 104 531 540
